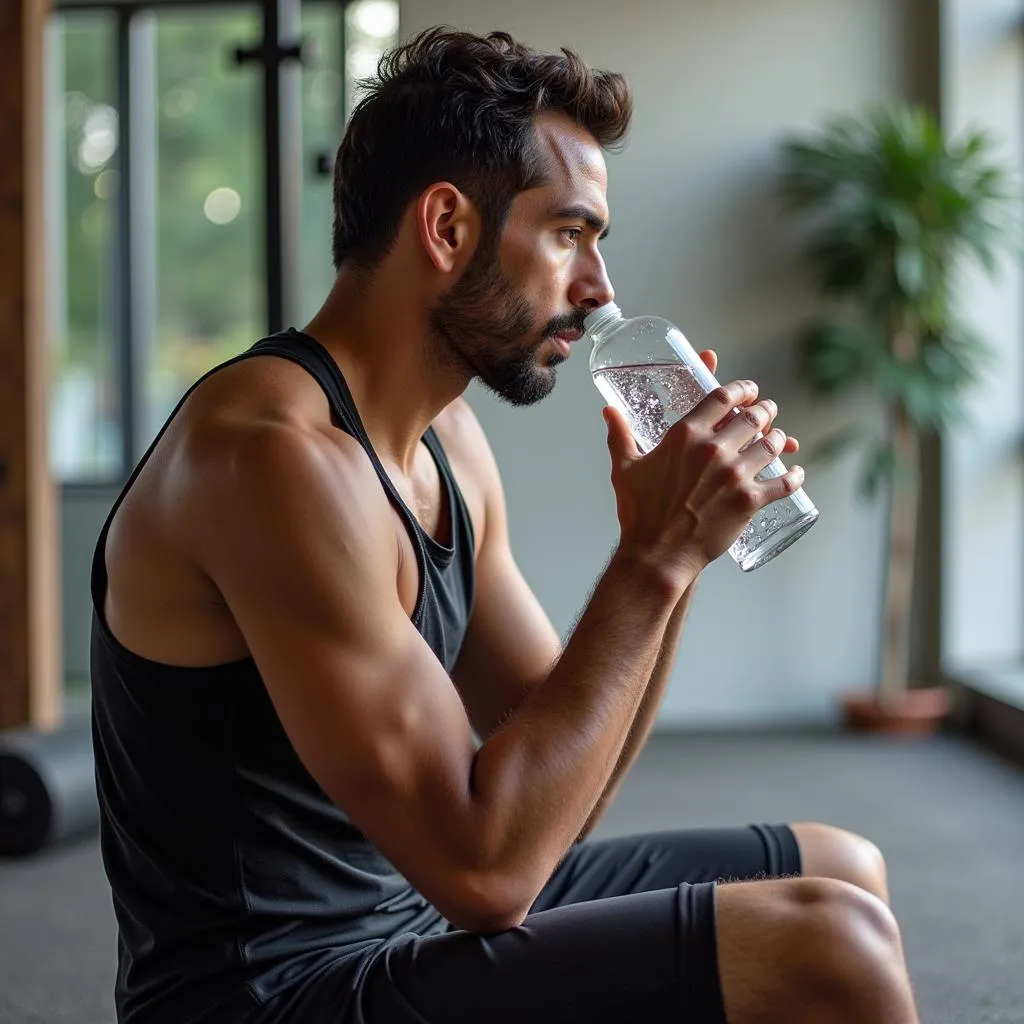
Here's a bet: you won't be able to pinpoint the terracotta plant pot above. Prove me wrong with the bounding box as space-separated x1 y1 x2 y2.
841 687 951 736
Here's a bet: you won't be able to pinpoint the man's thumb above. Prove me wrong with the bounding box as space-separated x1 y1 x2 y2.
604 406 640 464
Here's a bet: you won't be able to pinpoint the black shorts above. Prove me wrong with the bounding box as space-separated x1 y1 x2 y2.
277 824 802 1024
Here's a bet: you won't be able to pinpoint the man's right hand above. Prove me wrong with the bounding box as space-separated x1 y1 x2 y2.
604 379 804 585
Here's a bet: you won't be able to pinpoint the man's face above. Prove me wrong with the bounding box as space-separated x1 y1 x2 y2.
428 113 614 407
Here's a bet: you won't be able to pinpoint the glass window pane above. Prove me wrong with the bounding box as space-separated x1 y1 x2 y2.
147 7 264 444
47 12 122 482
344 0 400 123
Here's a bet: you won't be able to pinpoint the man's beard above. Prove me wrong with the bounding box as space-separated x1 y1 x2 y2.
428 245 584 407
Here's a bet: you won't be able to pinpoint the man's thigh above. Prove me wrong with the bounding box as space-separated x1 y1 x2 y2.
354 883 725 1024
531 824 802 913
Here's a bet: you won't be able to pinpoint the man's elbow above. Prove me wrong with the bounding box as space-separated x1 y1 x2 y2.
441 870 534 934
447 904 528 934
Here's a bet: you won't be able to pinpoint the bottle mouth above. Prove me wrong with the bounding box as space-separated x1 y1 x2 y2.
583 302 622 338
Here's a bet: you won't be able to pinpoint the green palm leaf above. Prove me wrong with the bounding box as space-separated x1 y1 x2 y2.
779 102 1016 478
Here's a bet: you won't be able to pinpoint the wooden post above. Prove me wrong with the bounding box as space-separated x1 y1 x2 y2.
0 0 62 730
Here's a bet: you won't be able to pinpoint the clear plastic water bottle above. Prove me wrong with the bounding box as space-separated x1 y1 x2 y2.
584 301 818 572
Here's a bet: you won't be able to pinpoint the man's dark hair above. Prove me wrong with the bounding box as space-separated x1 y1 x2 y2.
331 27 633 272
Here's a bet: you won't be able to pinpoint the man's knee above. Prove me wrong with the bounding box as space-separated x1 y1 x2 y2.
717 878 917 1023
790 821 890 904
785 876 901 969
794 879 912 1018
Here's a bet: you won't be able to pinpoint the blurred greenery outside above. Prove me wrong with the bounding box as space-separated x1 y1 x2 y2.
52 0 399 481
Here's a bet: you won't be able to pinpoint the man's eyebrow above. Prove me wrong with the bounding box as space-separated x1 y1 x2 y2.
552 204 610 240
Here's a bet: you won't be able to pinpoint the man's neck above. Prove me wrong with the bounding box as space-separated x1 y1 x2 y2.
302 266 469 473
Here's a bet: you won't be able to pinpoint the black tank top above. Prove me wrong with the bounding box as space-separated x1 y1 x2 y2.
90 330 476 1023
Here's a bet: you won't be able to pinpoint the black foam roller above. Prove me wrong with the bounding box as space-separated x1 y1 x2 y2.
0 720 99 856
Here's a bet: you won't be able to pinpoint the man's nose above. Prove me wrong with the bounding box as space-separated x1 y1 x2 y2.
569 258 615 311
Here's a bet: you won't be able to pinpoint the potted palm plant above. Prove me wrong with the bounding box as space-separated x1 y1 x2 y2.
777 104 1017 734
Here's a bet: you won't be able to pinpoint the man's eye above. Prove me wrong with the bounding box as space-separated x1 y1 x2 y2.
561 228 583 245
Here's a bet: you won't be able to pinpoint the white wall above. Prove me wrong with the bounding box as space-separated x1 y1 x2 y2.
939 0 1024 675
403 0 921 725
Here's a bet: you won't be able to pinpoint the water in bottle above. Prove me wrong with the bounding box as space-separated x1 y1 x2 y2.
584 303 818 572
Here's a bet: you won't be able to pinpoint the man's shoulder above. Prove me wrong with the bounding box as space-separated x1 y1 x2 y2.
181 355 367 469
171 366 387 546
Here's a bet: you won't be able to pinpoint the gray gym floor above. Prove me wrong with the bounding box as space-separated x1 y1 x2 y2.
1 729 1022 1023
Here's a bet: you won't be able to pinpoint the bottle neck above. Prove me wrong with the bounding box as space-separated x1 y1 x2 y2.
583 302 624 342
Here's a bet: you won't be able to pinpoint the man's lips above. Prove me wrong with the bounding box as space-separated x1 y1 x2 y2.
552 328 584 343
550 333 579 357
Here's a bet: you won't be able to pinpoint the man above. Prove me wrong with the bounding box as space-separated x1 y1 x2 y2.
91 27 920 1024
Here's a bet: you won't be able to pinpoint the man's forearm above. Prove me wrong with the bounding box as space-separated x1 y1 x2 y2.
577 580 697 839
469 548 689 903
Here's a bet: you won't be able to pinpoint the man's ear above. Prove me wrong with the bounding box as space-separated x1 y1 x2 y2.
416 182 480 274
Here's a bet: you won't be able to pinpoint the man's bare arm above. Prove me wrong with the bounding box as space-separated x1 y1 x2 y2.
577 583 695 839
445 397 697 837
447 402 695 830
449 353 798 816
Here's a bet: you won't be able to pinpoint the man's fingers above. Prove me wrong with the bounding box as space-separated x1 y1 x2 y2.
688 380 759 430
604 406 640 466
773 464 805 496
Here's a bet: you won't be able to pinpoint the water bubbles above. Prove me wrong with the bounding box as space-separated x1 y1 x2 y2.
594 364 710 453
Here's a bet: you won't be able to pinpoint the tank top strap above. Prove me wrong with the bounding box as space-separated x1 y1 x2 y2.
248 330 365 442
420 424 476 557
